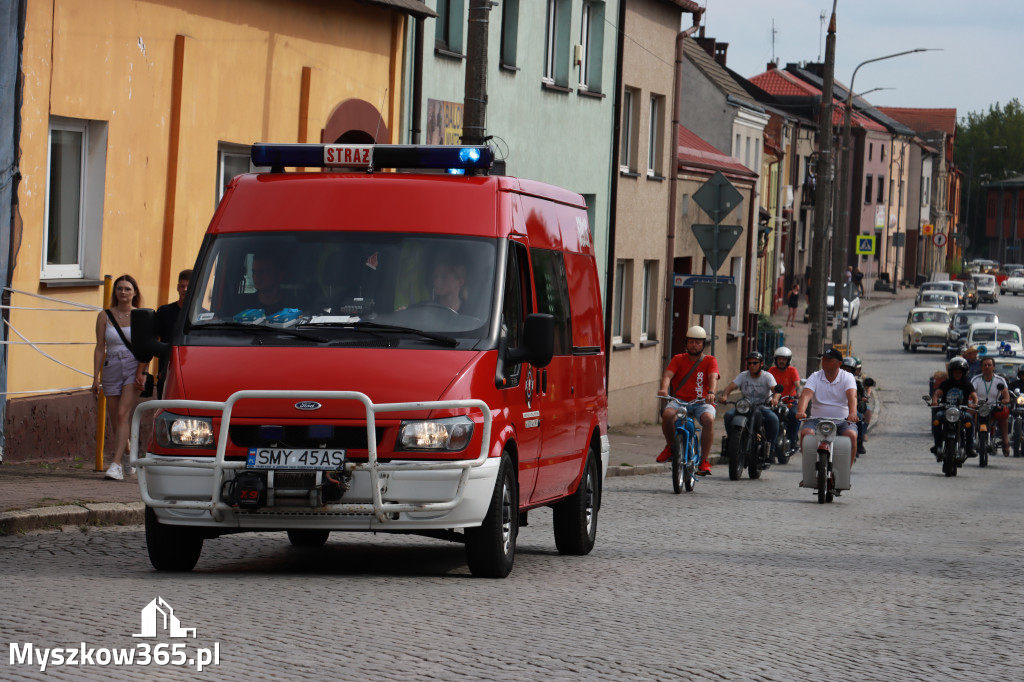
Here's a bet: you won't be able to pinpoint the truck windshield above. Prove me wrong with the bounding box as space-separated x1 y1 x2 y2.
185 232 497 347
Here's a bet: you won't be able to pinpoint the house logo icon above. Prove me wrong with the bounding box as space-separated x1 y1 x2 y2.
132 597 197 638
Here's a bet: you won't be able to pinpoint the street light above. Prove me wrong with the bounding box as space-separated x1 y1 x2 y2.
832 48 939 344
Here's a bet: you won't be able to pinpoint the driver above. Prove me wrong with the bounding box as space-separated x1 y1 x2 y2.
971 355 1010 456
657 326 719 475
717 351 781 462
931 356 977 458
795 348 859 470
431 256 468 313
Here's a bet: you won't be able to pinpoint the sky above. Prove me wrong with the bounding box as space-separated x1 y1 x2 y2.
704 0 1023 123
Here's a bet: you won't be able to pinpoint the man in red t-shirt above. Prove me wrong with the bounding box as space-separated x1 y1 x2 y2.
657 326 719 474
768 346 802 454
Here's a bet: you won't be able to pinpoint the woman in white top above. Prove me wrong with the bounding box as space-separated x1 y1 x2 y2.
92 274 147 481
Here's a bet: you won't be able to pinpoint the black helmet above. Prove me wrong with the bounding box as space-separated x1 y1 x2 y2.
746 351 764 363
1016 365 1024 378
948 357 969 373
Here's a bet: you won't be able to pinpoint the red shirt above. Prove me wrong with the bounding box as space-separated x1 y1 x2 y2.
768 365 801 397
667 353 719 401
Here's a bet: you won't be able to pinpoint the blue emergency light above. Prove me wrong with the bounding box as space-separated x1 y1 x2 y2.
250 143 494 173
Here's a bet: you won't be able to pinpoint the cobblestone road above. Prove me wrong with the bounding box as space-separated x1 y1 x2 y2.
2 300 1022 680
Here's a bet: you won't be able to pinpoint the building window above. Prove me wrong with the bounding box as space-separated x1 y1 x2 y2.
890 179 895 205
647 94 664 177
543 0 570 86
42 117 108 281
620 87 638 172
868 143 873 161
900 180 905 206
865 174 873 204
499 0 519 69
612 259 632 343
218 145 253 204
641 260 658 341
435 0 464 55
577 1 604 92
734 133 741 158
877 176 885 204
745 137 751 168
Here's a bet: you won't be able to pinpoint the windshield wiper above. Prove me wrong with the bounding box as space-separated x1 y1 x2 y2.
187 322 328 343
306 320 458 347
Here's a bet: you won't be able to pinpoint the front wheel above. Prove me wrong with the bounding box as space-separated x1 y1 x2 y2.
817 452 828 504
748 437 766 480
978 431 989 468
553 448 599 555
465 454 518 578
727 426 744 481
671 433 684 494
943 438 957 477
1014 419 1023 457
145 507 203 572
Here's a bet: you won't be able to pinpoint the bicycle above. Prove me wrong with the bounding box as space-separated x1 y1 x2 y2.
658 396 705 493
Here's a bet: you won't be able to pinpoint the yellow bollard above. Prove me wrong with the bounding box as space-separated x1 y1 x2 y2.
95 275 112 471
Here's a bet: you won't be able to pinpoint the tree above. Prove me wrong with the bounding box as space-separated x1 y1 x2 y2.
955 99 1024 257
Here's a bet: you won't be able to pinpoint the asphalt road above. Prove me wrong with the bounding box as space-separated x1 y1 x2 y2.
1 295 1022 680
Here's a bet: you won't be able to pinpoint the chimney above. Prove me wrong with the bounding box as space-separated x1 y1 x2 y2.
714 41 728 68
767 62 777 71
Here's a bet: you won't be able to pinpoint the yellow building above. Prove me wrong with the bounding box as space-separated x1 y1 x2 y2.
4 0 432 461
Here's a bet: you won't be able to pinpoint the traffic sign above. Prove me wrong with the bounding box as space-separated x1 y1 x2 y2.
691 282 737 316
691 224 744 272
922 224 934 236
673 274 736 288
693 172 744 224
855 235 876 255
932 232 948 247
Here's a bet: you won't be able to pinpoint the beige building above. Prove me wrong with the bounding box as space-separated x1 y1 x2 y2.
4 0 433 461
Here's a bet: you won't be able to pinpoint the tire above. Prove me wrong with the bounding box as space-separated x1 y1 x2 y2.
287 529 330 547
1014 420 1023 458
553 448 599 555
943 439 957 477
671 433 684 494
910 344 917 353
776 450 790 465
978 431 989 468
465 454 518 578
726 426 744 481
817 452 827 504
903 341 910 351
145 507 203 572
683 460 695 492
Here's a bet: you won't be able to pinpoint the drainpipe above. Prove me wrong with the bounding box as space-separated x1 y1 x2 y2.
410 16 424 143
663 9 704 369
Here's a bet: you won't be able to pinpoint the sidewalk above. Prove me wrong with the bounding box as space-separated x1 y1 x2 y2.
0 286 917 534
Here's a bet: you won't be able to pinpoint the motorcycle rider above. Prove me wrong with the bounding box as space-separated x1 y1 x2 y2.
853 357 873 450
768 346 802 456
795 348 859 469
717 351 781 462
841 357 868 456
658 326 719 475
970 355 1010 456
1007 365 1024 395
931 356 977 458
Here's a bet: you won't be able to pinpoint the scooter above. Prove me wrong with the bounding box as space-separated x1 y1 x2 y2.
800 417 852 503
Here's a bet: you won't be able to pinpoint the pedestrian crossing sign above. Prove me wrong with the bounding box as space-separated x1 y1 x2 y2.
856 235 876 255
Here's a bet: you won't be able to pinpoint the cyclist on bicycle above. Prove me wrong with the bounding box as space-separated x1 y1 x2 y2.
657 326 719 475
768 346 801 454
717 351 781 462
795 347 859 468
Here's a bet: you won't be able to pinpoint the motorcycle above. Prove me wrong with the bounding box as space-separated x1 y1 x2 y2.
800 417 852 503
773 395 798 465
924 395 972 477
1010 389 1024 458
973 396 1005 467
722 385 783 481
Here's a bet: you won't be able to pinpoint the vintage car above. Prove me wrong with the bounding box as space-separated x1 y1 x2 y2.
945 309 998 358
918 291 960 316
966 322 1024 357
961 277 979 308
972 272 999 303
903 307 951 353
916 281 963 307
1001 272 1024 295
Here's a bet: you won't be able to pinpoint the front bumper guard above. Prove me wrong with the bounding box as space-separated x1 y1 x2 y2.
130 391 491 524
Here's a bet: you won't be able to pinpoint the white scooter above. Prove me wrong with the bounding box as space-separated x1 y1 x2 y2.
800 418 852 504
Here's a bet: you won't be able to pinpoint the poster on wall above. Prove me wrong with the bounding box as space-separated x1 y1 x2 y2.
427 99 464 145
875 205 885 231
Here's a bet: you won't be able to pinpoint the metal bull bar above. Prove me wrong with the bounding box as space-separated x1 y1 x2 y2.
129 391 492 523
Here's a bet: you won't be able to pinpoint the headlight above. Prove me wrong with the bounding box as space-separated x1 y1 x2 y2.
156 412 215 447
397 416 474 451
978 403 992 417
944 407 960 423
736 398 752 415
816 420 836 438
1015 396 1024 406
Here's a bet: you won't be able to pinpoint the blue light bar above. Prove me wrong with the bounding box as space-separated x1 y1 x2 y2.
250 144 494 172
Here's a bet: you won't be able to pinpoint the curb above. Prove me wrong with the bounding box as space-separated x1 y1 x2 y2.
607 454 722 478
0 502 144 535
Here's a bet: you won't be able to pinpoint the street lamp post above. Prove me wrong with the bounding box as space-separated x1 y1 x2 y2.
833 48 936 344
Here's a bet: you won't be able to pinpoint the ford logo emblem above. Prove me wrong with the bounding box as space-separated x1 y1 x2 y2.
294 401 321 411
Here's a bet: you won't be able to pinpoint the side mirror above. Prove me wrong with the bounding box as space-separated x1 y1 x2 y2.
864 377 876 388
507 313 554 368
130 308 168 363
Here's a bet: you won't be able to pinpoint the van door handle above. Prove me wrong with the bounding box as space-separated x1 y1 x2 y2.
541 369 548 394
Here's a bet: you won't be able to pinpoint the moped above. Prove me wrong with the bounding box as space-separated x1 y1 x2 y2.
800 417 852 503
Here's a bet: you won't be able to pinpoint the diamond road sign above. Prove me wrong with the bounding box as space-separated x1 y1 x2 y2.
692 171 744 223
691 224 744 272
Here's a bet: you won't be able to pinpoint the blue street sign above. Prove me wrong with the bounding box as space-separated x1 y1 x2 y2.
673 274 736 288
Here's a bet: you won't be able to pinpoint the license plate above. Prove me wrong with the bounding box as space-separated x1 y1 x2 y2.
246 448 346 470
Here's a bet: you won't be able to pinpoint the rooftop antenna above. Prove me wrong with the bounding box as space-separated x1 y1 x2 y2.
771 18 778 65
818 10 826 61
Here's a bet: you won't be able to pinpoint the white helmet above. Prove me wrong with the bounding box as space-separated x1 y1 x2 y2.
686 325 708 340
774 346 792 358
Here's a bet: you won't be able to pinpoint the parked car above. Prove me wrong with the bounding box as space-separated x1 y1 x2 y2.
945 309 999 358
804 282 860 325
1001 272 1024 295
916 281 964 307
965 322 1024 357
903 307 951 353
972 273 999 303
918 291 960 316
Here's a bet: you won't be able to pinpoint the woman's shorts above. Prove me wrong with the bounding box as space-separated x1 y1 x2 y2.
102 351 138 397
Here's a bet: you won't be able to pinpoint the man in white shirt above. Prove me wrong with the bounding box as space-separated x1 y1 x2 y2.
970 355 1010 455
795 347 859 466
